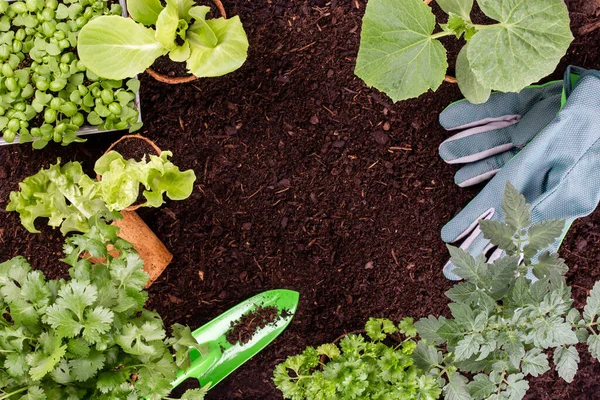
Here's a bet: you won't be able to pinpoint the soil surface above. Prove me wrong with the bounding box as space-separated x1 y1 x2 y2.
1 0 600 399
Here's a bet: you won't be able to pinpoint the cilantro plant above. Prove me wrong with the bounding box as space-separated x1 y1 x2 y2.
7 150 196 234
77 0 249 80
273 317 442 400
0 0 142 148
0 219 208 399
355 0 573 103
276 183 600 399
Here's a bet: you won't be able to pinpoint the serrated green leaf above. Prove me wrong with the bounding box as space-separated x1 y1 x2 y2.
69 349 106 382
500 182 530 231
587 335 600 362
447 246 488 286
316 343 340 360
415 316 446 345
27 344 67 381
443 372 472 400
399 317 417 338
554 345 579 383
531 252 569 288
365 317 398 341
454 334 484 362
413 341 442 370
181 387 210 400
523 220 565 260
504 373 529 399
584 282 600 323
355 0 447 102
467 374 496 400
468 0 573 93
521 348 549 377
455 44 491 104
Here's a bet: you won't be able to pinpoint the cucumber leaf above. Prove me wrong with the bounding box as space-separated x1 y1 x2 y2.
355 0 447 102
456 44 490 104
468 0 573 92
126 0 164 26
186 16 249 77
78 16 167 80
437 0 473 20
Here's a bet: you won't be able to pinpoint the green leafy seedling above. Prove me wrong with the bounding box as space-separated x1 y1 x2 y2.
77 0 249 80
355 0 573 103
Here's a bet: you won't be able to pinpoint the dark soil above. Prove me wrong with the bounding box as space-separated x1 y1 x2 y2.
226 305 280 345
1 0 600 399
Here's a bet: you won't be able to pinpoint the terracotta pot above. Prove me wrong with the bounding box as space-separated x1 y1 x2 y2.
98 134 173 287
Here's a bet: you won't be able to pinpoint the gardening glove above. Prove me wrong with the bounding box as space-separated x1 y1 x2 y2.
441 66 600 280
439 81 563 187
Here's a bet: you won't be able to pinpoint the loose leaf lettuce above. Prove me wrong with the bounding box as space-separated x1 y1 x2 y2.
7 150 196 234
355 0 447 102
126 0 164 26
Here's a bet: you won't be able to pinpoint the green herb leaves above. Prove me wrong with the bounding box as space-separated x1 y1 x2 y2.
355 0 447 102
0 220 203 399
77 0 249 80
356 0 572 103
274 317 442 400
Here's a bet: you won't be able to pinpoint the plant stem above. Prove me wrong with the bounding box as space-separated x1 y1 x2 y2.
0 387 28 399
430 31 453 40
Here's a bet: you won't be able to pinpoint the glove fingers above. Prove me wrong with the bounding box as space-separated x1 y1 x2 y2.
439 123 517 164
454 149 519 187
439 81 563 130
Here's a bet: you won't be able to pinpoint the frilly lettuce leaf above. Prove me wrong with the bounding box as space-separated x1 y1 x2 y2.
94 151 197 211
7 151 196 235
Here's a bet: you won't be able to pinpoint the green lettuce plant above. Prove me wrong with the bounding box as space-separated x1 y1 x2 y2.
0 0 142 148
355 0 573 103
273 317 442 400
0 219 208 399
7 150 196 234
77 0 249 80
276 183 600 399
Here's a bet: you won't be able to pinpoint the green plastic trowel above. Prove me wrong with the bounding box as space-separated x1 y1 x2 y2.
170 289 299 393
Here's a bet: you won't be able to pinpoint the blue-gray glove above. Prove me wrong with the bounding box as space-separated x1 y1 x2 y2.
439 81 562 187
440 66 600 280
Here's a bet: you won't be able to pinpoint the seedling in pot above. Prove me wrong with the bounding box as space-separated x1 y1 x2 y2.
0 0 142 147
77 0 249 81
6 136 196 284
355 0 573 103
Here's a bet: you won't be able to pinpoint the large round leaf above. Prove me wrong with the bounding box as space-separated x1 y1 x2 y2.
355 0 447 102
186 16 248 78
78 16 168 80
468 0 573 93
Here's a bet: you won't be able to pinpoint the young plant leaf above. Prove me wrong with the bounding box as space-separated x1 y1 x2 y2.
583 281 600 323
155 0 180 50
501 182 531 231
523 219 565 260
455 45 491 104
521 348 550 377
437 0 473 21
127 0 164 26
443 371 471 400
468 0 573 92
553 345 579 383
78 16 168 80
355 0 447 102
186 16 249 77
